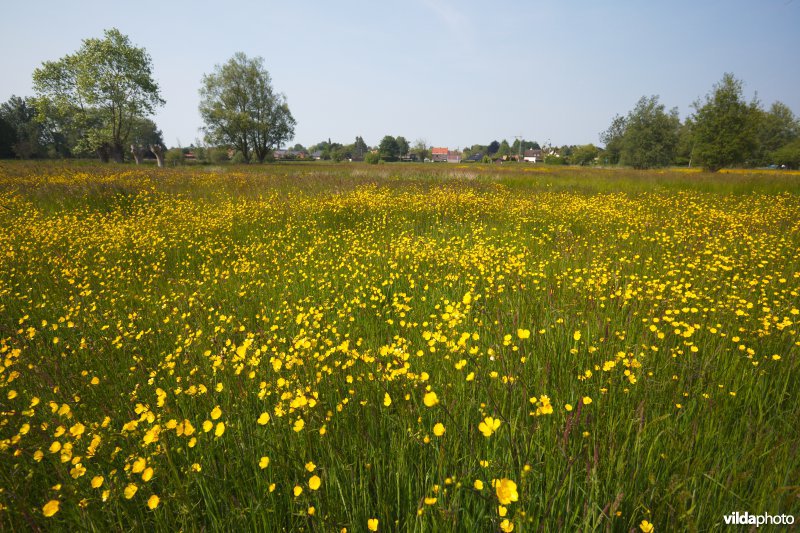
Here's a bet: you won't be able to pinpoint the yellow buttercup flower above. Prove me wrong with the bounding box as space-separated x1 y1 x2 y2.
493 478 518 505
368 518 379 531
147 494 160 509
433 423 445 437
308 475 321 490
478 416 501 437
423 391 439 407
42 499 60 517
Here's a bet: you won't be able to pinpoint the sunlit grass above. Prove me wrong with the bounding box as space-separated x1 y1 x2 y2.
0 161 798 530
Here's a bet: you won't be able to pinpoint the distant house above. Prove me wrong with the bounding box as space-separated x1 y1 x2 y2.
311 150 323 160
465 152 484 162
523 149 543 162
447 151 462 163
431 147 449 162
274 149 307 160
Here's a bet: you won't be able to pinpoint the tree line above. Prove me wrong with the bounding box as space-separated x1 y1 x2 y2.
601 73 800 171
1 28 798 171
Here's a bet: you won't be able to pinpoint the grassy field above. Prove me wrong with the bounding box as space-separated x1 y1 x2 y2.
0 161 799 531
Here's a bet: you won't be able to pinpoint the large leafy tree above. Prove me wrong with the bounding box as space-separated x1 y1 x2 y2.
199 53 295 163
378 135 399 161
691 73 759 172
755 101 799 165
599 114 627 165
32 28 164 162
619 95 681 169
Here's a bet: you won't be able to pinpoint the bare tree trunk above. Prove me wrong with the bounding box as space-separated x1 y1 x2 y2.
130 144 144 165
150 144 165 168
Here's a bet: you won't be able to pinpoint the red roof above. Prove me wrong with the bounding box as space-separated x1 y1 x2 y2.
432 147 448 155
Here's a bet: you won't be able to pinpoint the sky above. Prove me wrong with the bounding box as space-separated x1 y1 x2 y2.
1 0 799 150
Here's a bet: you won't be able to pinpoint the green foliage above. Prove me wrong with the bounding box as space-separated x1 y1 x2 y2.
378 135 399 161
619 96 681 169
771 139 800 169
755 102 800 165
32 28 164 162
600 114 626 165
199 53 296 164
209 147 230 164
570 144 600 166
691 73 760 172
544 154 566 165
396 136 409 158
165 148 185 166
364 151 381 164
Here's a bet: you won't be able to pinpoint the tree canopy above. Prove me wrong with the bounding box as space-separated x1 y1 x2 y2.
691 73 760 172
199 52 296 163
32 28 164 162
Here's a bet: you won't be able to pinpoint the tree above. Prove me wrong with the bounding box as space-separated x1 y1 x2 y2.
128 117 164 164
32 28 164 163
599 114 626 165
396 136 409 159
354 136 368 159
619 95 680 169
199 52 296 163
771 139 800 169
755 102 799 165
487 140 500 155
0 96 43 158
691 73 760 172
378 135 399 161
571 144 600 166
411 139 430 161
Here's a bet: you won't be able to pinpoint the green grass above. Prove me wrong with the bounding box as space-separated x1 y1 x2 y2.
0 161 798 531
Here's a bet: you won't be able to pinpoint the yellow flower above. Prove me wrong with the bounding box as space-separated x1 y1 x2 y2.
293 418 305 432
498 505 507 516
214 422 225 437
433 423 445 437
132 457 147 474
308 475 321 490
368 518 379 531
257 412 270 425
210 406 222 420
91 476 104 488
147 494 160 509
305 461 316 472
517 329 530 339
565 404 573 412
42 500 60 517
573 331 581 341
142 467 154 482
124 484 138 499
500 518 514 532
478 416 501 437
202 420 213 432
293 485 303 497
582 396 592 405
493 478 518 505
383 393 391 407
259 456 270 469
473 479 484 490
308 505 315 515
423 391 439 407
640 520 654 532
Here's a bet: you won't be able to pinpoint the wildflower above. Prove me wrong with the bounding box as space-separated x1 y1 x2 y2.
493 478 518 505
473 479 484 490
368 518 379 531
124 484 138 499
257 412 270 425
211 406 222 420
293 418 305 432
259 456 270 469
478 416 501 437
423 391 439 407
293 485 303 497
309 475 321 490
640 520 654 532
573 331 581 341
91 476 104 489
42 500 60 517
517 329 530 339
215 422 225 437
147 495 160 509
433 423 445 437
383 393 391 407
500 518 514 532
142 467 154 482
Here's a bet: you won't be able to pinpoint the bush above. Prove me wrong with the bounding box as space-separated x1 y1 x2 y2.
771 139 800 169
544 155 566 165
230 151 247 164
209 147 229 164
364 152 381 165
165 148 185 166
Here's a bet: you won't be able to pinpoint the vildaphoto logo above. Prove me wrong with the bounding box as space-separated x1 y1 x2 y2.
723 512 795 526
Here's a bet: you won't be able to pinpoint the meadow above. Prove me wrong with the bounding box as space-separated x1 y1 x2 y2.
0 161 798 531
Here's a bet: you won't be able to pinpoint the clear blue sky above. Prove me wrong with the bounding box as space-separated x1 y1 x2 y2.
2 0 798 150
